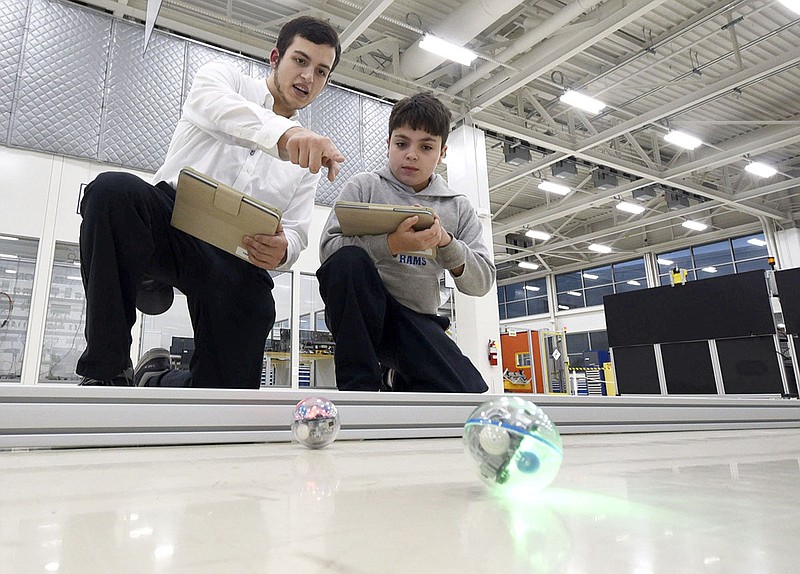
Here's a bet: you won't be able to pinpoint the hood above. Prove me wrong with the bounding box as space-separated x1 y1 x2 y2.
376 165 464 199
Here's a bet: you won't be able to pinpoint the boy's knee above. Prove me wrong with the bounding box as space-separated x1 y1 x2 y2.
324 246 371 271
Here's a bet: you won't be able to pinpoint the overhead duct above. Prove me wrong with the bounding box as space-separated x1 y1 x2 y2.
399 0 525 80
446 0 604 95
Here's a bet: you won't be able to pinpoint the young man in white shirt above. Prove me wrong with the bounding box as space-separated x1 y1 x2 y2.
77 16 343 388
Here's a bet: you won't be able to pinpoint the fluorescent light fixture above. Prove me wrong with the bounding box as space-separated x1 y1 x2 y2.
525 230 551 241
418 34 477 66
745 162 777 178
567 290 582 297
559 90 606 115
538 181 570 195
747 238 768 247
778 0 800 15
558 304 570 310
5 269 16 274
657 258 674 266
524 285 541 292
518 261 539 270
701 266 718 273
682 220 708 231
616 201 646 215
588 243 612 254
627 280 641 286
73 261 81 266
0 253 18 260
583 273 599 280
0 235 19 241
664 130 703 150
67 275 82 281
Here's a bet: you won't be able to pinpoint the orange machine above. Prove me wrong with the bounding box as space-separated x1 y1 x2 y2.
500 330 545 393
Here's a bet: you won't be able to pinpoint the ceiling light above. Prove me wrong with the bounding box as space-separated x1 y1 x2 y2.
418 34 477 66
616 201 646 214
701 266 718 273
657 258 674 266
559 90 606 114
5 269 17 274
747 238 768 247
518 261 539 270
664 130 703 150
0 235 19 241
525 230 551 241
558 304 570 310
67 275 82 281
524 285 540 292
583 273 599 280
745 162 778 178
538 181 570 195
0 253 18 260
682 220 708 231
567 291 582 297
588 243 612 254
627 280 641 286
778 0 800 15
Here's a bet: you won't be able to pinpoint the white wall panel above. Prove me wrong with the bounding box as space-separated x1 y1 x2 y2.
0 147 53 238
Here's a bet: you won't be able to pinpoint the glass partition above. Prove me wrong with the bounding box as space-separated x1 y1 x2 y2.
39 242 86 383
264 270 293 387
0 235 38 383
297 273 335 388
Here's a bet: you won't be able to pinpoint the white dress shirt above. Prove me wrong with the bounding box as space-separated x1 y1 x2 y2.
154 61 321 270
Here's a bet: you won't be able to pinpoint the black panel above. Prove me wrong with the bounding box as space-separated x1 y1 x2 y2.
612 346 661 394
661 341 717 394
605 270 773 347
716 336 784 394
775 268 800 334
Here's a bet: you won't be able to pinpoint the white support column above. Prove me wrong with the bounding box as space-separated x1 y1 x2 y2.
445 124 503 393
21 157 63 385
774 227 800 270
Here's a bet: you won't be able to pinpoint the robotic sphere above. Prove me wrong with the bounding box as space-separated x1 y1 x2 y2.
463 397 562 494
291 397 341 449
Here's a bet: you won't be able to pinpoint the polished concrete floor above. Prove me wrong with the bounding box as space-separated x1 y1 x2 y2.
2 428 799 573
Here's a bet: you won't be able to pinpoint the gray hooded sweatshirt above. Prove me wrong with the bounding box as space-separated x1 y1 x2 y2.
319 165 496 316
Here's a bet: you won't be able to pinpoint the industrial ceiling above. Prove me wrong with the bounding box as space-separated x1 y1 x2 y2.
74 0 800 282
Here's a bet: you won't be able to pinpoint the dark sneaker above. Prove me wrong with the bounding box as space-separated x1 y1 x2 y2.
134 348 172 386
79 366 134 386
136 278 174 315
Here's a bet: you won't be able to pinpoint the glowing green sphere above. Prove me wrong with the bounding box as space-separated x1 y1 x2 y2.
463 397 563 494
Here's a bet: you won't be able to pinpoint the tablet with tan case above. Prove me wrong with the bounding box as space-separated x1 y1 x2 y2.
171 167 282 263
334 201 438 257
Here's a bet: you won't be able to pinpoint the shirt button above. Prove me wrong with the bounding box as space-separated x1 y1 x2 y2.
250 149 256 156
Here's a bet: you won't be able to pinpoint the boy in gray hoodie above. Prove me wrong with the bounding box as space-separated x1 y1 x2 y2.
317 93 494 392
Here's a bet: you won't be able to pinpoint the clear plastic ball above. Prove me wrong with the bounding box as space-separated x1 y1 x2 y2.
291 397 341 449
463 397 562 494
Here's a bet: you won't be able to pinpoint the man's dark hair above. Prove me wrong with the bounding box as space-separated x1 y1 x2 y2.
275 16 341 73
389 93 453 147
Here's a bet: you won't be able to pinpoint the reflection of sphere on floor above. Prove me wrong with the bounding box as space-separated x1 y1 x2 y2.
291 397 341 449
463 397 562 494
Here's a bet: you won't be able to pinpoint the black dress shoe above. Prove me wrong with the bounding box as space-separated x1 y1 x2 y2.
136 277 174 315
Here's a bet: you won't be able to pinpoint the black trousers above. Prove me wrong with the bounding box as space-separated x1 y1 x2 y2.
316 246 488 393
77 172 275 389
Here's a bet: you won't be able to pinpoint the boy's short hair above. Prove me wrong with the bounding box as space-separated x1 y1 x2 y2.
276 16 341 72
389 93 453 147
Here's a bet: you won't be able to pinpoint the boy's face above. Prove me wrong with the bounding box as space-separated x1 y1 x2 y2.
387 126 446 192
268 36 336 118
